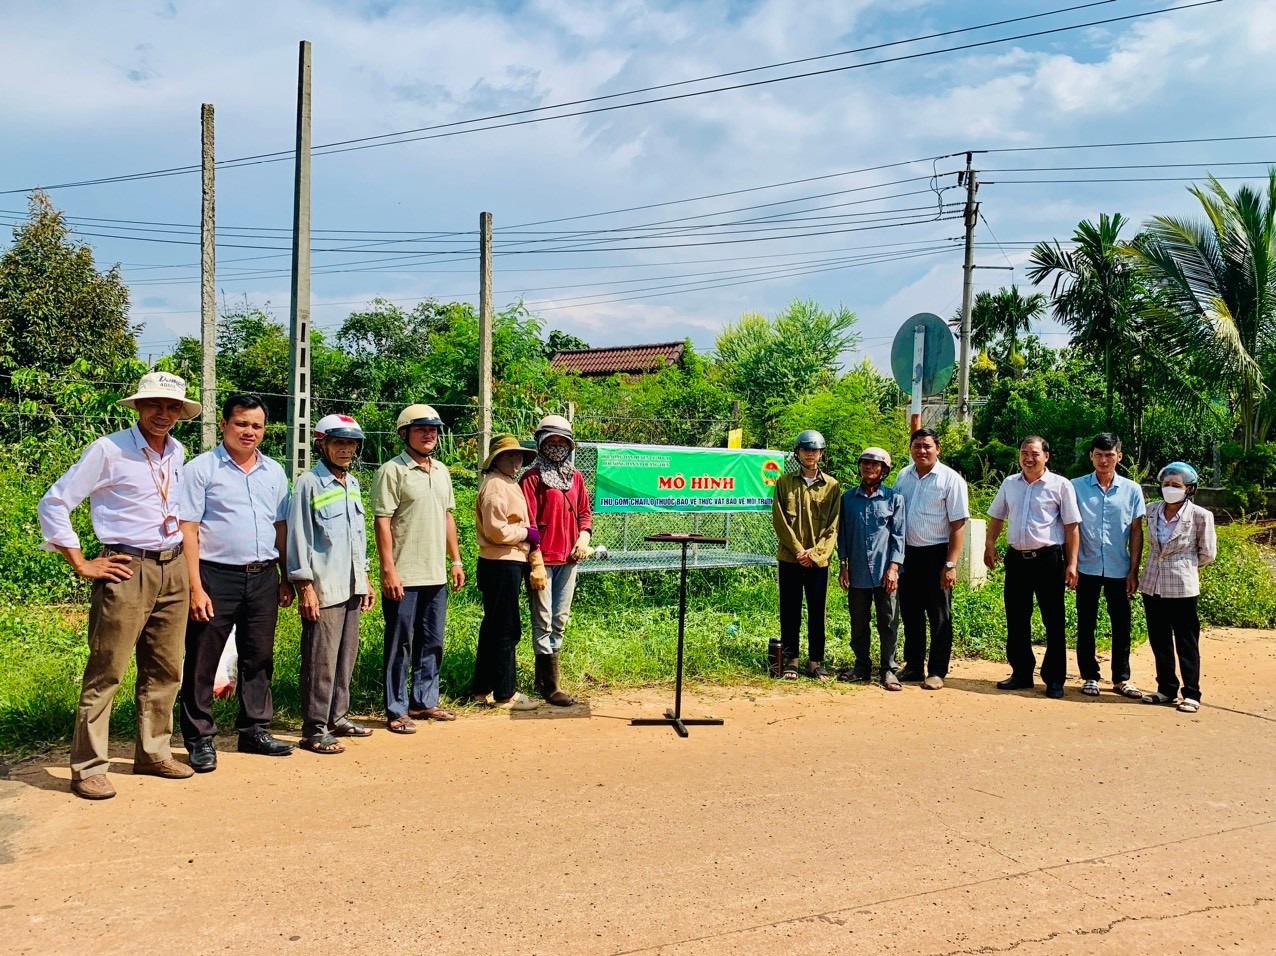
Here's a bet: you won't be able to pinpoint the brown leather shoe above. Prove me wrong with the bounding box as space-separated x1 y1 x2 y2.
71 774 116 800
133 758 194 779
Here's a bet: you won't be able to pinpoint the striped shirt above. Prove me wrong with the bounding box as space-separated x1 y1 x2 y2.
892 461 970 547
988 469 1081 550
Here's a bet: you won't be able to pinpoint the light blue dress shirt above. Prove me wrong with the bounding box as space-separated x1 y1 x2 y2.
179 444 290 565
1071 472 1146 578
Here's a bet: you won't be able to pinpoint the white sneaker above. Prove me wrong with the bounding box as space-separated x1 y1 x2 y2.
493 692 541 711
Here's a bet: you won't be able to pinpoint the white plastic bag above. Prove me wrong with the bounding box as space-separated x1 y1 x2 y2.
213 627 238 700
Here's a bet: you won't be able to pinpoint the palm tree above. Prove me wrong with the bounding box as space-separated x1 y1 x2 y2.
1026 214 1137 428
1126 171 1276 450
951 286 1046 374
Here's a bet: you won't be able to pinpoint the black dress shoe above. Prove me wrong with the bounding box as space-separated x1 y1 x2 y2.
895 668 924 682
996 677 1034 690
187 737 217 773
1045 683 1065 699
238 729 295 756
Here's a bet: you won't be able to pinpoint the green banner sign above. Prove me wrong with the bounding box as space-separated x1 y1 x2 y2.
594 445 785 513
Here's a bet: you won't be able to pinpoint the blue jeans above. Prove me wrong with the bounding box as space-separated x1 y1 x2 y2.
530 563 578 655
383 584 448 718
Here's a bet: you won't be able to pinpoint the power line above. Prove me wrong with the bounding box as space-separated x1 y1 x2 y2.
0 1 1216 195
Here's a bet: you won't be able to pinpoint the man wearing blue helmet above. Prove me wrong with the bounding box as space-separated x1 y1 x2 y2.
288 414 376 754
1138 461 1216 714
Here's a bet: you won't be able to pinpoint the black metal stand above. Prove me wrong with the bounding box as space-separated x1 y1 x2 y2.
631 533 727 738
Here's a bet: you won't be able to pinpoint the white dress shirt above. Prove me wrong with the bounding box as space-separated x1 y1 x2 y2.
988 468 1081 550
893 461 970 547
39 425 186 552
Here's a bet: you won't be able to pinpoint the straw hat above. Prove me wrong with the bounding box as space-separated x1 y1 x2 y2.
118 372 201 420
481 433 536 472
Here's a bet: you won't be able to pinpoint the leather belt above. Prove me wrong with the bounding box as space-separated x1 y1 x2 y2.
1009 545 1061 560
103 543 184 563
203 559 276 575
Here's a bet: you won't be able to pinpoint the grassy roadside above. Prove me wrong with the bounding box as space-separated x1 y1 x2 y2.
1 524 1269 761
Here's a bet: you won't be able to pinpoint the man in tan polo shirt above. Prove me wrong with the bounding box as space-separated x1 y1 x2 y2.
373 404 465 733
38 372 200 799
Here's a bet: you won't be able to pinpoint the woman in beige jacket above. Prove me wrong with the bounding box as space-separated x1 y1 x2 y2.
471 434 543 710
1138 462 1217 714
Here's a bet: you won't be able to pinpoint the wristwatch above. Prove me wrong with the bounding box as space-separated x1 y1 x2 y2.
944 561 956 569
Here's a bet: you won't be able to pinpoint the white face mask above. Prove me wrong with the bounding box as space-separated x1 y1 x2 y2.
1161 486 1187 504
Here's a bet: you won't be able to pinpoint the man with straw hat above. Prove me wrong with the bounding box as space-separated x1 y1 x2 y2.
38 371 201 799
471 433 543 710
373 404 465 734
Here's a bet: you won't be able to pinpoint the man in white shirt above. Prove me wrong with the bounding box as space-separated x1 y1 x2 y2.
984 436 1082 699
38 372 201 799
893 428 969 690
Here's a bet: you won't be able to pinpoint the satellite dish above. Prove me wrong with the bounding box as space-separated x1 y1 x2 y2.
890 312 956 397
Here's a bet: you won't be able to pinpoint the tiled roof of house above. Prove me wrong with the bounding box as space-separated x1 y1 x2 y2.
550 341 686 376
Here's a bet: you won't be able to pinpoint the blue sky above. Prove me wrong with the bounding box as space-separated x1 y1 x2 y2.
1 0 1272 373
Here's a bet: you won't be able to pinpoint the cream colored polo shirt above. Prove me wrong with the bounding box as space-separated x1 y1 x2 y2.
372 451 455 587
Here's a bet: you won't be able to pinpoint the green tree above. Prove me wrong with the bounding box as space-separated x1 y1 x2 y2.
1027 215 1144 429
0 193 135 395
952 286 1046 373
714 298 858 447
1128 171 1276 450
545 329 590 356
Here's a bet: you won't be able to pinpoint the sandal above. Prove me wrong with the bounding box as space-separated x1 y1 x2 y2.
837 669 870 683
806 665 831 682
493 692 541 711
409 707 457 722
333 718 373 737
1177 699 1201 714
781 663 799 681
881 672 902 691
469 693 492 706
1114 682 1143 699
1141 692 1179 706
387 716 417 735
1081 680 1100 697
299 733 345 754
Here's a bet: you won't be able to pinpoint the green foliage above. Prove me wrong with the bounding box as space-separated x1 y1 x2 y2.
951 286 1046 373
715 298 858 447
0 193 136 399
1199 524 1276 627
773 362 906 475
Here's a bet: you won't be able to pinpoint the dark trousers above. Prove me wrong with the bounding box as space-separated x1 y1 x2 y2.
899 543 953 678
848 586 899 677
383 584 448 718
300 596 362 738
1004 546 1067 684
472 558 527 702
1075 573 1133 684
1143 594 1202 702
778 560 828 661
180 564 282 743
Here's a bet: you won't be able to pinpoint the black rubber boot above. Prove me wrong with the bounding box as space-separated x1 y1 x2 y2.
544 652 574 707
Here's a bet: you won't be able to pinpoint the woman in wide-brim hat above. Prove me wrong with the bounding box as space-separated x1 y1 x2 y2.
470 434 542 710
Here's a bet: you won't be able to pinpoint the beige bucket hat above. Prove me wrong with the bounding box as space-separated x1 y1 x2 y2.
481 433 536 473
118 371 202 420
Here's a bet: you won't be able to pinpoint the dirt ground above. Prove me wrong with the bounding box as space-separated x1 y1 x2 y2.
1 628 1274 956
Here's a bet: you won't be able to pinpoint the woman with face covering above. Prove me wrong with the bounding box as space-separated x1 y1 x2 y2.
519 415 593 706
1138 462 1217 714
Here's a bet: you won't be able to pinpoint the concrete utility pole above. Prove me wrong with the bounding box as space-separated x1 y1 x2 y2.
956 151 979 433
200 103 217 451
287 40 313 477
478 211 494 462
